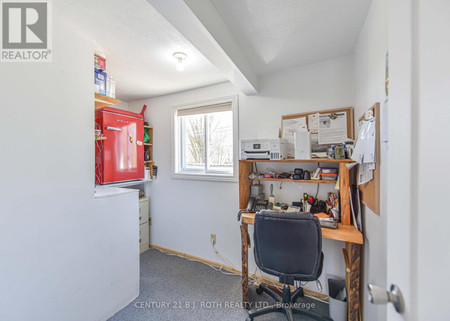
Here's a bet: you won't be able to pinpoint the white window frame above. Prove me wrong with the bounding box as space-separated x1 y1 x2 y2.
171 95 239 182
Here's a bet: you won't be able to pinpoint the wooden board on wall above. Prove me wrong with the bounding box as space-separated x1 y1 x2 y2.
358 103 380 215
281 106 355 140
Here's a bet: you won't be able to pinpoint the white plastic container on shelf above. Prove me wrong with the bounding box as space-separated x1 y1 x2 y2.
107 75 116 98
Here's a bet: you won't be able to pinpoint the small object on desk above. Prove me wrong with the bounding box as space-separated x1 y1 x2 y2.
246 198 269 212
292 201 302 208
311 200 327 214
280 203 289 211
303 193 311 212
321 173 338 181
314 213 338 229
319 219 338 229
294 130 312 159
250 184 263 196
255 199 269 212
344 139 355 158
287 205 301 212
264 173 273 178
268 184 276 209
312 152 328 158
328 145 336 159
334 145 346 159
293 168 304 180
248 172 258 179
279 172 291 179
327 192 340 220
311 167 321 179
314 212 330 219
303 171 311 180
320 167 338 174
253 193 265 201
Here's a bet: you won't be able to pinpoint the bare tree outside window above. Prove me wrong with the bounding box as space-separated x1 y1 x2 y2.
181 110 233 174
184 114 205 168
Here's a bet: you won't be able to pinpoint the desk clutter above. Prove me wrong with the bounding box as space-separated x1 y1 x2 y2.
248 166 338 182
246 180 340 229
245 162 343 230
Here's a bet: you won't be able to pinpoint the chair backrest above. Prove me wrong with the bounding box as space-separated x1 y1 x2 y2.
253 210 323 282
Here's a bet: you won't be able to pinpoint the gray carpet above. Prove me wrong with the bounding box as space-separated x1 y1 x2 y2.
108 249 330 321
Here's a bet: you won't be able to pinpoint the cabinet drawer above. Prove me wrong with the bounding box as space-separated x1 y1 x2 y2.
139 197 149 225
139 222 149 254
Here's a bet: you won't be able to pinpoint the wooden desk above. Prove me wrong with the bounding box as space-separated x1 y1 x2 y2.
238 159 363 321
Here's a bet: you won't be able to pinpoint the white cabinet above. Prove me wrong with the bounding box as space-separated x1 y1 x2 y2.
139 197 150 254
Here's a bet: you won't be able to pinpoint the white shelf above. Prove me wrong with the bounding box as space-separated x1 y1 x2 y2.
96 179 152 188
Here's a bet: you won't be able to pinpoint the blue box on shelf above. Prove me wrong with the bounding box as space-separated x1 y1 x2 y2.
95 69 107 96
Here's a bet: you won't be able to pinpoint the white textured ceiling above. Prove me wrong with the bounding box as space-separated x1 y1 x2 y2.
54 0 227 102
210 0 372 76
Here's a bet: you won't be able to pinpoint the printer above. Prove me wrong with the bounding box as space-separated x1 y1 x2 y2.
240 139 288 160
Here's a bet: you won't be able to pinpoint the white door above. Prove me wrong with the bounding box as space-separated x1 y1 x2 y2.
384 0 450 320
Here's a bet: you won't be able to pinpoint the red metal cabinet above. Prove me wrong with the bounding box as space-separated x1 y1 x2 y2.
95 107 144 184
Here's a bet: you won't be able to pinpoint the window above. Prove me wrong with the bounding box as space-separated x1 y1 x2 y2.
172 96 238 181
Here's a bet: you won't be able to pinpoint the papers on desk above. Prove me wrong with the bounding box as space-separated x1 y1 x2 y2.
282 117 307 157
349 186 362 231
351 118 377 185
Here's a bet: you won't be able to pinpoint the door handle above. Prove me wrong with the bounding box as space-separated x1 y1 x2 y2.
105 126 122 131
367 283 405 314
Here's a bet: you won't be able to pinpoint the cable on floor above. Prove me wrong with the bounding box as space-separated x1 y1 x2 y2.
153 247 238 277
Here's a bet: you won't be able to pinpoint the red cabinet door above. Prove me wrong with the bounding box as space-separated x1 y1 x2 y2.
99 110 144 183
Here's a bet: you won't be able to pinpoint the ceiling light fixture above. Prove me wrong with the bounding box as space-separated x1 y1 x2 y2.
173 52 187 72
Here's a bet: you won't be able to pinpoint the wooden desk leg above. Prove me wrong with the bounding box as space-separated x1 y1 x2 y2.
346 242 362 321
240 223 250 309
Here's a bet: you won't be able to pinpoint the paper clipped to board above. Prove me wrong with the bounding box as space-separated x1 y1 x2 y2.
351 118 377 185
318 112 348 145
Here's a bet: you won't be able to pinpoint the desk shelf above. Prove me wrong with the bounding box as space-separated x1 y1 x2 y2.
250 177 336 184
241 213 363 244
240 158 353 164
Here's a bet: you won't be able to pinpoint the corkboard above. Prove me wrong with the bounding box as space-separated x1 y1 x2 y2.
358 103 380 215
281 106 354 140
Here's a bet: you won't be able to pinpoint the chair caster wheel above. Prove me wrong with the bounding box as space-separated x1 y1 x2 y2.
246 317 253 321
256 285 263 295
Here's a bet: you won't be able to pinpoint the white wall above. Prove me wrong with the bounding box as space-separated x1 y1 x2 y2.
0 14 139 321
353 0 388 320
114 101 130 111
414 1 450 319
129 55 354 293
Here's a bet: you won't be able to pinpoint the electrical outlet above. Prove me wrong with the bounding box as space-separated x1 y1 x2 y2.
210 234 216 245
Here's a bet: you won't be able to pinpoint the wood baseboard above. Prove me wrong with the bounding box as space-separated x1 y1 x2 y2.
149 244 329 302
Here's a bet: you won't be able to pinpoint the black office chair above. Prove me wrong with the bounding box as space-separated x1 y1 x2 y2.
247 210 331 321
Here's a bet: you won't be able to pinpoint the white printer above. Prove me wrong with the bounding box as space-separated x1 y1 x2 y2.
240 139 288 160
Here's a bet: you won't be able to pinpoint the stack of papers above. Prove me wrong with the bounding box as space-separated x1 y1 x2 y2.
351 119 376 185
